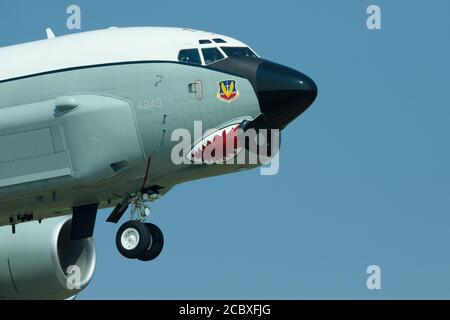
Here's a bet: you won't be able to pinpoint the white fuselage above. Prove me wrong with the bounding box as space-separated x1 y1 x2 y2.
0 27 249 82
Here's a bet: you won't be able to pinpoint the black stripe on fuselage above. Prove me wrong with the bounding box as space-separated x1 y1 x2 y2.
0 60 246 84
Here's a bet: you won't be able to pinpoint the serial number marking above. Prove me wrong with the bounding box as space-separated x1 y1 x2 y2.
137 98 163 111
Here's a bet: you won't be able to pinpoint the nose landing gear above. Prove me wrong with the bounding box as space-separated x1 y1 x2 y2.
136 223 164 262
113 192 164 262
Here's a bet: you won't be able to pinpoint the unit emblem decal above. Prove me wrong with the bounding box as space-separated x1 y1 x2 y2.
217 80 240 103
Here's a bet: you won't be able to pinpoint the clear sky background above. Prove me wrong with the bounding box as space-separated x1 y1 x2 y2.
0 0 449 299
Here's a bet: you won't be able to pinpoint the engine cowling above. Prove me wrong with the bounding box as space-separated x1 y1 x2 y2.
0 215 96 300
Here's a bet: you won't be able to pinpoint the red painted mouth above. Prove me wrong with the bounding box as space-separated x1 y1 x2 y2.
188 124 243 164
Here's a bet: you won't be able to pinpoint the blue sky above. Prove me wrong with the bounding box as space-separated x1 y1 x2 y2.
1 0 449 299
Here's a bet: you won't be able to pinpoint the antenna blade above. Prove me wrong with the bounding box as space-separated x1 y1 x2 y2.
46 28 56 39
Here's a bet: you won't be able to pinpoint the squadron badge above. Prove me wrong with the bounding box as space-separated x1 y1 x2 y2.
217 80 240 103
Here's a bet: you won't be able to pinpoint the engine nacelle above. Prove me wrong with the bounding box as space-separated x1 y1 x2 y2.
0 216 96 300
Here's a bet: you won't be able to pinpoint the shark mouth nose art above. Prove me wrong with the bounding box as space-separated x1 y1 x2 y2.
188 123 244 164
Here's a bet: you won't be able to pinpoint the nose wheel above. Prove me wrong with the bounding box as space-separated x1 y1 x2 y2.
138 223 164 262
113 192 164 262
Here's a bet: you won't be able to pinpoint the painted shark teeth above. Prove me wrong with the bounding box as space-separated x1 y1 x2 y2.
188 123 243 164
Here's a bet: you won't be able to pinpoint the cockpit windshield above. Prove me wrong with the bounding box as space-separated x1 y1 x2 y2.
178 49 202 65
202 48 225 65
221 47 258 59
178 46 258 66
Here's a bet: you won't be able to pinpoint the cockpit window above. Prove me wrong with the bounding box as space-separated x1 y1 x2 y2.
178 49 202 65
221 47 258 58
213 38 227 44
199 39 212 44
202 48 225 65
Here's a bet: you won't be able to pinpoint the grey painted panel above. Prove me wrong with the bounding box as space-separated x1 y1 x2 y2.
0 152 72 187
0 128 54 162
0 124 72 188
50 126 68 153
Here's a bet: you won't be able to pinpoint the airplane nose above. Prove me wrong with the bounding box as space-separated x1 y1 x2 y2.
256 60 318 129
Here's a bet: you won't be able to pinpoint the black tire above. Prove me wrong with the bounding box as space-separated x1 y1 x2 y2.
138 223 164 262
116 221 151 259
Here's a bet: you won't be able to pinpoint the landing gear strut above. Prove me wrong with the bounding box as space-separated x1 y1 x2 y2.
111 192 164 262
